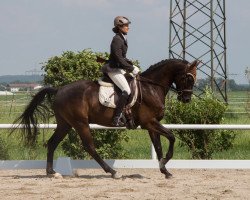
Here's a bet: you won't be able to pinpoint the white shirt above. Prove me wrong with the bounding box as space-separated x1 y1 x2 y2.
121 33 127 41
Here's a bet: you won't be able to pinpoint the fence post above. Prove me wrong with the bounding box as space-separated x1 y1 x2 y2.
151 144 157 160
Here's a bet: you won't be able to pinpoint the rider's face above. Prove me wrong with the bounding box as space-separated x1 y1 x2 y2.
119 24 129 34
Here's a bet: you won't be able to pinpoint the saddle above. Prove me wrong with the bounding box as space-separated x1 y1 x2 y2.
98 74 138 129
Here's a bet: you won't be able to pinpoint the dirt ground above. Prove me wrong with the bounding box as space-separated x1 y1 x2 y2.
0 168 249 200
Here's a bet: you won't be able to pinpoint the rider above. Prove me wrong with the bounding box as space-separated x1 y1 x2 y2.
103 16 140 127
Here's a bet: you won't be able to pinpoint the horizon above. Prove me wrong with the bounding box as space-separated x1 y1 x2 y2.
0 74 249 86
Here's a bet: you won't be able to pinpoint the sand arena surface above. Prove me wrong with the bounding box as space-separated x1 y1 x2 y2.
0 168 249 200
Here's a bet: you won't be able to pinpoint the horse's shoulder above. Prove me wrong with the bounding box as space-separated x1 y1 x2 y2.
73 79 96 86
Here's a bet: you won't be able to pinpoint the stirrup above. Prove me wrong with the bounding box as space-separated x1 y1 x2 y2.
112 115 126 127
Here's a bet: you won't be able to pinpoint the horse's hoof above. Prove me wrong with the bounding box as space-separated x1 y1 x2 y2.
73 169 80 177
112 172 122 179
165 173 173 179
47 172 63 179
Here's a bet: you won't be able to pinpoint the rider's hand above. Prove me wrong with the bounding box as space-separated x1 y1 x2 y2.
132 65 140 75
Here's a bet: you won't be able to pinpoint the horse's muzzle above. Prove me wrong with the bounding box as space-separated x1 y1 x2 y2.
177 89 193 103
182 97 191 103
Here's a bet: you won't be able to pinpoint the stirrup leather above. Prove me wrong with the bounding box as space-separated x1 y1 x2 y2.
112 114 126 127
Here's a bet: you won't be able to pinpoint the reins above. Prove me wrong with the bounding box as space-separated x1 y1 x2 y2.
136 75 143 105
137 75 178 94
136 73 197 100
135 75 175 105
137 75 167 90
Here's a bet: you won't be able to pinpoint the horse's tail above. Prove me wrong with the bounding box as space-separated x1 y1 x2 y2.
12 87 58 147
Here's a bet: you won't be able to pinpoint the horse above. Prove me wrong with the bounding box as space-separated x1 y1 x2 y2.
13 58 198 179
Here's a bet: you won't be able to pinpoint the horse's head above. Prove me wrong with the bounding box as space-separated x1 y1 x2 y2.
174 60 199 103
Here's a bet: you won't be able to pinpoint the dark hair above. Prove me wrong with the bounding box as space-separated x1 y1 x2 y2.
112 26 120 33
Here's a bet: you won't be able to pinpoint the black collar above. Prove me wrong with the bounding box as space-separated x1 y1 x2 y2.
117 33 127 45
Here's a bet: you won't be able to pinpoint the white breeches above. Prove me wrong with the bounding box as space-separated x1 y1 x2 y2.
107 70 131 95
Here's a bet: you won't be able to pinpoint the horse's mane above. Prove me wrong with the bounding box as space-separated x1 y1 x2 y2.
142 58 189 76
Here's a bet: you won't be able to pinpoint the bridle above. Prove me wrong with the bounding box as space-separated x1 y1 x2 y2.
175 72 195 96
137 72 195 96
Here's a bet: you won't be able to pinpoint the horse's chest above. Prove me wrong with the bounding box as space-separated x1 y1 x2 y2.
154 105 165 119
145 102 165 119
141 86 165 119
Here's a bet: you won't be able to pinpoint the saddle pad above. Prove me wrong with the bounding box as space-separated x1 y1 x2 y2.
98 79 138 108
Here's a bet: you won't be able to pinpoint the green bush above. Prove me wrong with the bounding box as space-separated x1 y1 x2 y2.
61 129 129 159
43 49 108 86
42 49 129 159
164 90 236 159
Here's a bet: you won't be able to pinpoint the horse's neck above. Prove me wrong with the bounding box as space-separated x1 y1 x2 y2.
142 67 174 92
139 69 174 106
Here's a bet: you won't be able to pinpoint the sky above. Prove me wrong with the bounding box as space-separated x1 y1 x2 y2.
0 0 249 84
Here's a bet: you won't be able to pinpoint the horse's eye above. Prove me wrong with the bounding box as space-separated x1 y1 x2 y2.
187 75 194 84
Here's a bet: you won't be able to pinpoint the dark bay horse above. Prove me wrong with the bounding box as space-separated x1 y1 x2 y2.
14 58 198 179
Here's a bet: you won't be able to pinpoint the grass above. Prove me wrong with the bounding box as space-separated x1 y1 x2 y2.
0 91 250 160
121 129 191 159
1 129 65 160
121 129 250 160
212 132 250 159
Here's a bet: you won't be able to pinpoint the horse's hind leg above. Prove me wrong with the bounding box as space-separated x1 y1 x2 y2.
46 117 71 176
75 122 120 179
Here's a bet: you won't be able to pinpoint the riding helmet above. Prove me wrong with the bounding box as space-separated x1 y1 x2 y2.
114 16 131 27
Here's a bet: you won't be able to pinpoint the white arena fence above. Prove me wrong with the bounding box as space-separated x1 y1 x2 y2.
0 124 250 175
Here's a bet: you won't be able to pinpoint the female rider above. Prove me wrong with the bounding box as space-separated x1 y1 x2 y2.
102 16 140 126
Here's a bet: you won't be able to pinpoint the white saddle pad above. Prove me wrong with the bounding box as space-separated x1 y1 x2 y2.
98 79 138 108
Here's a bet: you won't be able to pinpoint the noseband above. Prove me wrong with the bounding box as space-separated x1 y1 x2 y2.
175 72 195 96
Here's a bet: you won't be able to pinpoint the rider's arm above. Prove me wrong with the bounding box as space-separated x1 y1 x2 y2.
111 37 134 72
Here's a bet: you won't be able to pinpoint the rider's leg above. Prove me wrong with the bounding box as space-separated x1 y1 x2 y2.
107 70 131 126
112 90 129 126
107 70 131 95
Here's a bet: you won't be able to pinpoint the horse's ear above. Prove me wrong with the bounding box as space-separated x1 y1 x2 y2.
187 60 201 72
187 60 200 81
188 60 198 70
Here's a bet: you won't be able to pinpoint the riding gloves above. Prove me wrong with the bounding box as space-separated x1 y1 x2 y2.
132 65 140 75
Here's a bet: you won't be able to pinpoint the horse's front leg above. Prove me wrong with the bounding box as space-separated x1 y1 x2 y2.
148 131 170 177
146 120 175 178
148 131 163 160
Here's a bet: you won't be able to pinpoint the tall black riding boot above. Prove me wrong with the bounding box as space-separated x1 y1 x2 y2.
112 91 129 127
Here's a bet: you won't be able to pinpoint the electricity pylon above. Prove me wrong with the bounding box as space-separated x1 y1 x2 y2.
169 0 227 102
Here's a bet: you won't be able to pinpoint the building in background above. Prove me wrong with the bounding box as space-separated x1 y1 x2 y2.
7 83 42 92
